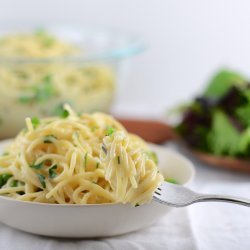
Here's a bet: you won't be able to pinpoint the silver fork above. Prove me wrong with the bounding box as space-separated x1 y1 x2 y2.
153 182 250 207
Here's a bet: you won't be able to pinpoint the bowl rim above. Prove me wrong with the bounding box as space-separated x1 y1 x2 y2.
0 24 145 64
149 143 195 186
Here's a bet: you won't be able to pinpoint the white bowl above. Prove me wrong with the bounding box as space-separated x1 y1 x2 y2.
0 141 195 238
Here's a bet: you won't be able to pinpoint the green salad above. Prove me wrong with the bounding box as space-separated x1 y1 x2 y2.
176 69 250 158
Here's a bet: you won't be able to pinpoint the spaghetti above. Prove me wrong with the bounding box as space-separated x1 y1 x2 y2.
0 105 163 205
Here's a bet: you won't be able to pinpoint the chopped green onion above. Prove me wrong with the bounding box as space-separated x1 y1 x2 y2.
37 173 46 188
10 180 18 187
0 173 13 188
165 178 178 184
106 127 115 136
31 117 40 129
135 203 140 207
30 161 44 170
61 109 69 118
96 162 100 169
49 165 57 178
117 156 121 164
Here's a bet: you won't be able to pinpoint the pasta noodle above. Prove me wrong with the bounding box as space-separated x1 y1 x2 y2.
0 105 163 205
0 30 77 58
0 30 115 138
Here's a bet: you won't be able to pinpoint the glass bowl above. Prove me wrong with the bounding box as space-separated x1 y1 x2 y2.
0 24 144 139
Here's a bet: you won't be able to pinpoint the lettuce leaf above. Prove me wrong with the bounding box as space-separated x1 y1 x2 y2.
204 70 246 98
208 110 241 155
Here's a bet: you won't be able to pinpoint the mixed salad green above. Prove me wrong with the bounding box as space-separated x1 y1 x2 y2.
176 69 250 158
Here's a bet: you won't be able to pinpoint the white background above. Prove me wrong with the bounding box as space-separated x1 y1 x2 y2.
1 0 250 116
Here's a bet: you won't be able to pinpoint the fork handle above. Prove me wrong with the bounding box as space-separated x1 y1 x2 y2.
195 194 250 207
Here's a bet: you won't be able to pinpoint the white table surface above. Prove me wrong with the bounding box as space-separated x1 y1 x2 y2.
0 142 250 250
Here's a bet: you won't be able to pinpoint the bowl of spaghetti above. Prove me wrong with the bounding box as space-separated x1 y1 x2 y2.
0 24 143 139
0 105 194 237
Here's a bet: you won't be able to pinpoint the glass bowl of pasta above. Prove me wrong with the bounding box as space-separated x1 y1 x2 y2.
0 24 144 139
0 105 194 237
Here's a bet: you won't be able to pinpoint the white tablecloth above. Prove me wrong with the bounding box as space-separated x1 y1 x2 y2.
1 146 250 250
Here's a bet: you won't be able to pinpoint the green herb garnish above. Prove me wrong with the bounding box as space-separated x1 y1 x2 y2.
117 156 121 164
19 74 55 104
37 173 46 188
0 173 12 188
96 162 100 169
52 104 70 118
31 117 40 129
49 165 57 179
165 178 178 184
36 75 55 102
19 95 33 103
60 109 69 118
30 161 44 170
135 203 140 207
106 127 115 136
10 180 18 187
